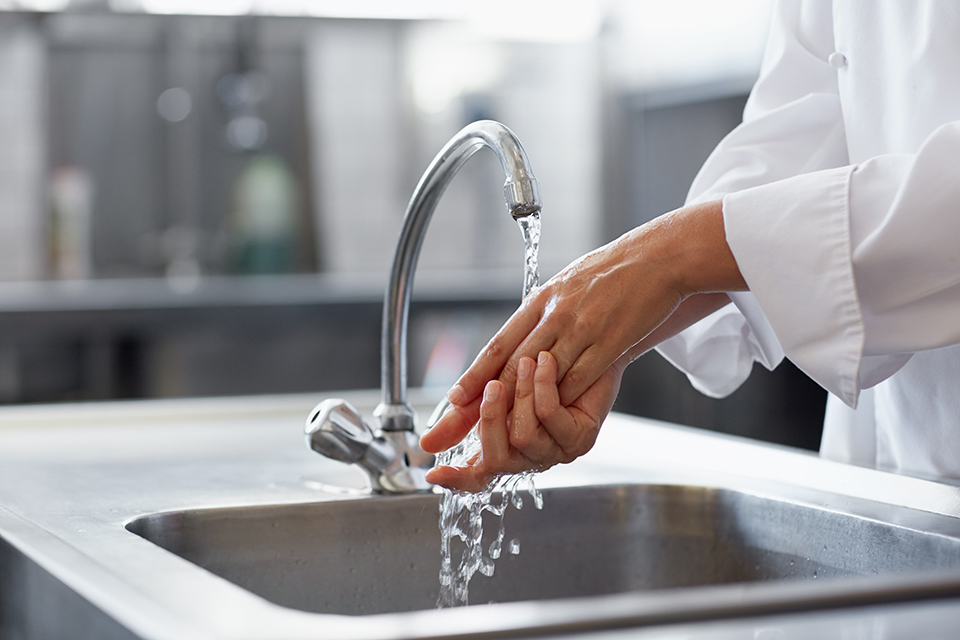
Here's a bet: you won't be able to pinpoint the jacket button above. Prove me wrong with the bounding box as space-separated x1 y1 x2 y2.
828 52 847 69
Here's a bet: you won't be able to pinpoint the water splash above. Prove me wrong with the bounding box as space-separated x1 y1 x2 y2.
436 435 542 607
435 211 544 608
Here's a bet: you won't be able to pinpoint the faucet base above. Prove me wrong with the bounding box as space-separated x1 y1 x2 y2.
306 399 434 494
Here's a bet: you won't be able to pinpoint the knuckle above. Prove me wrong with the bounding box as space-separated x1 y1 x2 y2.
516 377 534 398
570 314 591 336
480 404 496 422
483 336 507 362
567 427 599 457
563 367 586 389
538 403 563 425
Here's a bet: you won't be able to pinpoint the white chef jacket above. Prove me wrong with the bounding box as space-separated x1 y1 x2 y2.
656 0 960 481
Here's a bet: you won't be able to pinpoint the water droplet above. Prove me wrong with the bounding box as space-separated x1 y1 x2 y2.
479 557 495 577
509 539 520 555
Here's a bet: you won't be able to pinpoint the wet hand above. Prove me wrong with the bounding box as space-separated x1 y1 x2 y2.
423 351 623 493
443 200 741 421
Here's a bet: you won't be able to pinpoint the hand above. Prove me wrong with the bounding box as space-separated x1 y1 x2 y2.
423 351 624 492
422 201 743 466
446 201 743 415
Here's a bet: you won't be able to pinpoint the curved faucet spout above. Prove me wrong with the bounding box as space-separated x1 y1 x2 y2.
306 121 540 493
377 120 542 432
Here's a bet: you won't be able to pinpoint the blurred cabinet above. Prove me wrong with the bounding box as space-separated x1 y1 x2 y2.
44 13 317 279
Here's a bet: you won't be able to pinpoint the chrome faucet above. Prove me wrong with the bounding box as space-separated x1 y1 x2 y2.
306 120 542 493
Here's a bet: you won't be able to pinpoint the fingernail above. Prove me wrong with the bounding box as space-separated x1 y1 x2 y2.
538 351 549 365
484 381 500 402
446 384 466 405
518 357 534 380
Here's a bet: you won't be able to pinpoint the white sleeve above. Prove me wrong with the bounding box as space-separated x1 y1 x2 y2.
726 124 960 407
657 0 849 398
663 0 960 408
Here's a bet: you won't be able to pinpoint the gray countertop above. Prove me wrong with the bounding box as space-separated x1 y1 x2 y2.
3 392 960 639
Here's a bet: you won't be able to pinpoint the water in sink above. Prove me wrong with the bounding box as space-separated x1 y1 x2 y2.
126 484 960 616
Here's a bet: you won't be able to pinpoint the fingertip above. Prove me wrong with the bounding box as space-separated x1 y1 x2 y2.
537 350 559 371
518 356 535 381
419 402 480 454
419 431 441 454
483 380 502 403
534 351 558 383
446 383 468 406
425 464 493 493
480 380 507 424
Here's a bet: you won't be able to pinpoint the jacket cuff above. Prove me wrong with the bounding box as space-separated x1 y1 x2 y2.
722 165 863 407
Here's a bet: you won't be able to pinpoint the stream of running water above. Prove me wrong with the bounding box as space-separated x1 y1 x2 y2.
436 212 544 608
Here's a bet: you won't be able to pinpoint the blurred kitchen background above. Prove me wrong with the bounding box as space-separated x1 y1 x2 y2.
0 0 827 450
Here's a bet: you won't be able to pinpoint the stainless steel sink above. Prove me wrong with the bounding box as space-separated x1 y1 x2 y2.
126 483 960 617
7 394 960 640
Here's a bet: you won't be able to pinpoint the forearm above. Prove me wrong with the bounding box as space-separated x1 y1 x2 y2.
635 200 747 297
619 292 733 367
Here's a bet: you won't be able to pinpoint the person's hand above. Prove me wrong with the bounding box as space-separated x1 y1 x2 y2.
446 201 742 415
423 351 624 492
421 201 744 472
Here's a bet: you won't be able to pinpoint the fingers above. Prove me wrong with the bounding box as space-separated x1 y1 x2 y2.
509 356 563 465
556 343 616 407
477 381 514 471
425 463 497 493
419 396 481 454
428 379 529 492
425 349 609 493
446 301 543 407
531 351 585 456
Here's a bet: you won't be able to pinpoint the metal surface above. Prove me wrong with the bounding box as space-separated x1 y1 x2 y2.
127 484 960 616
305 398 433 493
5 393 960 639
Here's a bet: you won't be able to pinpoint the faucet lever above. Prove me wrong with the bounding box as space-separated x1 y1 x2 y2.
305 399 432 493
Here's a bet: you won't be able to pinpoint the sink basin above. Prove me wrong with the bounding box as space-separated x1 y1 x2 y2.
8 394 960 640
127 483 960 617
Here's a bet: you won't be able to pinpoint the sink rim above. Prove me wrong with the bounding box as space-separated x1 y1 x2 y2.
6 394 960 639
120 480 960 633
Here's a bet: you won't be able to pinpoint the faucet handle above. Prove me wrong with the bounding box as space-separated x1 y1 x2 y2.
306 399 394 475
305 399 434 493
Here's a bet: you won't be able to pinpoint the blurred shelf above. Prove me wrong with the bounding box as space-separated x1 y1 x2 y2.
0 271 525 336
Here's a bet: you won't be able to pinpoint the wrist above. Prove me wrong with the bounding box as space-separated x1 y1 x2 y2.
640 200 747 297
